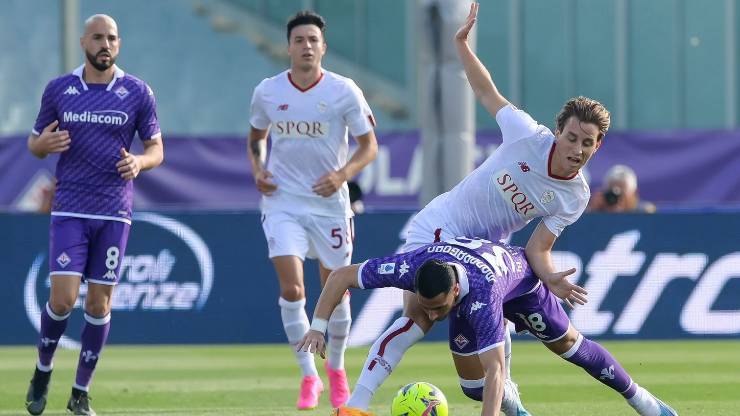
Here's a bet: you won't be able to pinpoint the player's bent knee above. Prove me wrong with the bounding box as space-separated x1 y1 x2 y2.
84 299 111 317
461 386 483 401
48 299 74 316
279 285 305 302
459 378 485 401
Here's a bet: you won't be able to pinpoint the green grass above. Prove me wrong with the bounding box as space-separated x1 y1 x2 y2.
1 340 738 415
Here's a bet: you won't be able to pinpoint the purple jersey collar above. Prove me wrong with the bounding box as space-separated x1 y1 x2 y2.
72 64 125 91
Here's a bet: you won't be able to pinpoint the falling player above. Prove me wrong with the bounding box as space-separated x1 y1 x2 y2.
299 237 679 416
333 2 611 415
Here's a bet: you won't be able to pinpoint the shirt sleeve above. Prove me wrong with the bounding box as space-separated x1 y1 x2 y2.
136 83 161 141
542 192 589 237
339 80 375 137
32 81 57 136
495 104 541 145
359 253 415 291
249 81 271 130
468 294 506 353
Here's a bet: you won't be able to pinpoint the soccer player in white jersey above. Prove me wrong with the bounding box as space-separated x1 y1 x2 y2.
336 3 611 415
247 11 378 411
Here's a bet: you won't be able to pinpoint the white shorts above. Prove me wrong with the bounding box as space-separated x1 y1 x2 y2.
261 210 354 270
399 210 457 253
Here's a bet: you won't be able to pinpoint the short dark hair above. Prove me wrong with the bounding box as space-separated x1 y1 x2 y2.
286 10 326 42
414 260 456 299
555 96 611 141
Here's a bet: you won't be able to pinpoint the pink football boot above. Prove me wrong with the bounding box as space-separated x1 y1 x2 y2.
297 375 324 410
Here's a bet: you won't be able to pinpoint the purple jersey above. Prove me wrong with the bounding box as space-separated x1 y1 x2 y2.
32 65 161 221
359 237 540 352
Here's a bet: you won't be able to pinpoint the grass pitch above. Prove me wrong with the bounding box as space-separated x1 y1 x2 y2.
0 340 738 415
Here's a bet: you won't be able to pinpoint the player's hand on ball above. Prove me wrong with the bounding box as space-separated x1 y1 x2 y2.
542 268 588 308
455 2 479 42
117 148 142 180
297 330 327 359
312 170 346 197
33 120 71 156
254 169 277 195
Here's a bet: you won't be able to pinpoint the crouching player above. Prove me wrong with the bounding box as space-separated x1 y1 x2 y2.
298 237 679 416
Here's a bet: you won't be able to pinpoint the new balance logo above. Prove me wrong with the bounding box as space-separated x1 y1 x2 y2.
63 86 80 95
40 337 57 347
518 161 530 172
470 301 487 314
600 365 615 380
81 350 98 363
277 104 289 111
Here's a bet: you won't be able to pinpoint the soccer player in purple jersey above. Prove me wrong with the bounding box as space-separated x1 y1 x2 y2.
299 238 679 416
24 14 163 416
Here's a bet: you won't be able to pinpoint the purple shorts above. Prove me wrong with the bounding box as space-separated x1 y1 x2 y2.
503 283 570 343
49 215 131 285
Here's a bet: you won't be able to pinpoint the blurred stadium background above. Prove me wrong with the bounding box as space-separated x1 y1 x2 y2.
1 0 739 414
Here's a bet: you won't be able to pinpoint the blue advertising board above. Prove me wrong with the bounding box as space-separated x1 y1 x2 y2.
2 211 739 347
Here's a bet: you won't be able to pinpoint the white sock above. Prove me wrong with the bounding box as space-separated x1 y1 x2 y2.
327 294 351 370
279 297 318 377
347 317 425 409
627 385 660 416
504 323 512 379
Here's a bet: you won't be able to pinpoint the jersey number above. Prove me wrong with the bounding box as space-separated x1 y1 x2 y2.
516 312 547 332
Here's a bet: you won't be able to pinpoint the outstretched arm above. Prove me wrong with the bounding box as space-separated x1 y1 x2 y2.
455 2 509 117
525 222 588 308
297 264 361 358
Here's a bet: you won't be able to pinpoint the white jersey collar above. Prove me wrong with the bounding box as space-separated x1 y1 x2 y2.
72 64 125 91
449 262 470 304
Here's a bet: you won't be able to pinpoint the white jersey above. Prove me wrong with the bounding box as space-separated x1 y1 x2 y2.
250 69 375 217
414 104 589 242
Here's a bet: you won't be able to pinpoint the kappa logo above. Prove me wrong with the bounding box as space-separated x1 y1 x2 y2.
103 270 117 280
399 261 410 277
378 262 395 274
114 86 129 99
277 104 289 111
518 161 530 172
63 85 80 95
453 334 469 349
470 301 487 314
56 252 71 268
600 365 615 380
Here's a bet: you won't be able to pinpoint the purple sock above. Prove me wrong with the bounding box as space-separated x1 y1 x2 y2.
38 303 70 369
74 313 111 391
561 334 637 399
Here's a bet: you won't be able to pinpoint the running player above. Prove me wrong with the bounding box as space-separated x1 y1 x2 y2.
300 237 679 416
25 14 163 416
247 10 378 410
